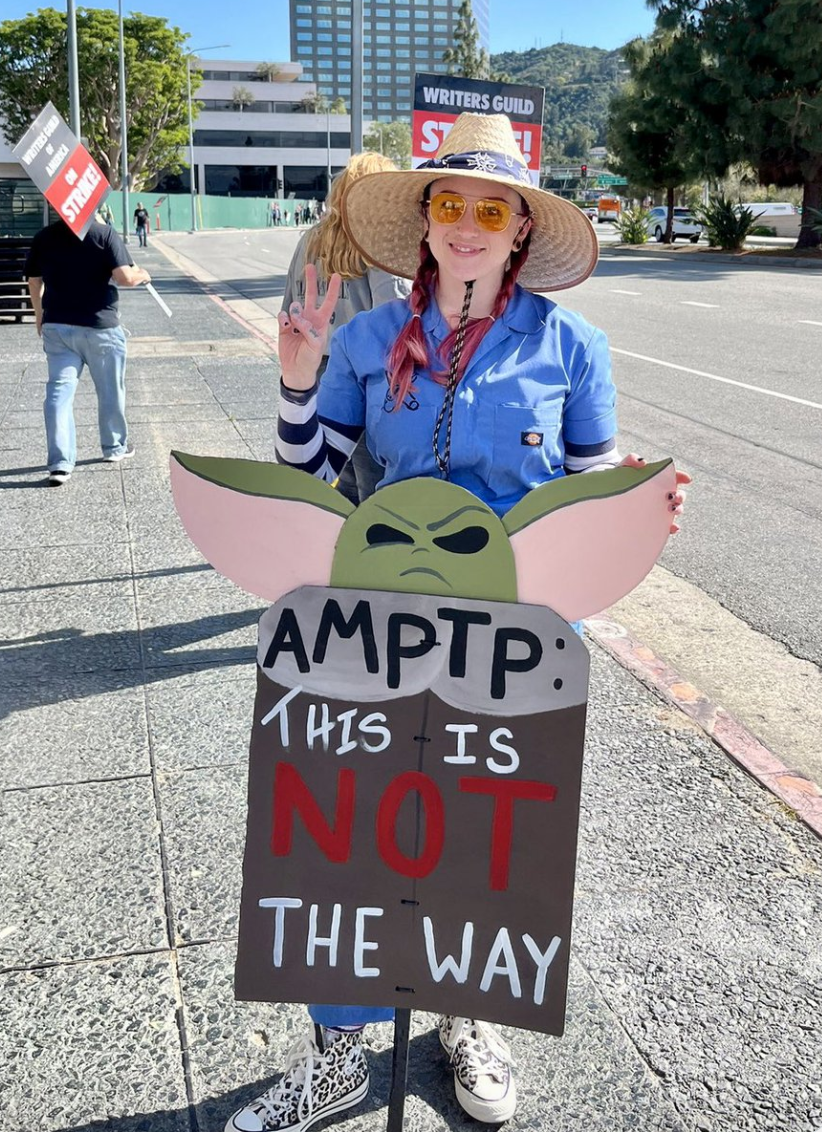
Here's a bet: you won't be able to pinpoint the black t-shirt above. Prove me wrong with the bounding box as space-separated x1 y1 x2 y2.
26 221 132 329
134 208 149 228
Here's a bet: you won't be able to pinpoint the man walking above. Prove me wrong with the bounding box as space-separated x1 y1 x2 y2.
133 201 150 246
26 216 150 486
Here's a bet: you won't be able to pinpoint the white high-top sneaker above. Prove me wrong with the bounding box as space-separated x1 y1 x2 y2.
225 1029 369 1132
438 1015 517 1123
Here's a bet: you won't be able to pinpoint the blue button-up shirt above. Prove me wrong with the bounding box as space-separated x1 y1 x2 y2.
319 284 617 517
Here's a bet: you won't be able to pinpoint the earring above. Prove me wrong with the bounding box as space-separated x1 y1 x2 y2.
512 238 523 252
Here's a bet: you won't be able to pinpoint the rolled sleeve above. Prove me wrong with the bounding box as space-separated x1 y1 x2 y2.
562 326 617 448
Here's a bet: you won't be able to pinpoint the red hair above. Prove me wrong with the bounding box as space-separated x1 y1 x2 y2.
386 228 532 410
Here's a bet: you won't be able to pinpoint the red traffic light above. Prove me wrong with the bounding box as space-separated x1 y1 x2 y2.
581 164 588 177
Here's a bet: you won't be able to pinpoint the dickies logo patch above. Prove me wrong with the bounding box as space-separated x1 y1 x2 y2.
521 431 544 447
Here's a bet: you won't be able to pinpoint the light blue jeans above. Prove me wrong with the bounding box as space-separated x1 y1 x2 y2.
42 323 129 471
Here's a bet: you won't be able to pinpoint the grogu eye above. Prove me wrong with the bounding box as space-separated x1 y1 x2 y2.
366 523 415 547
432 526 490 554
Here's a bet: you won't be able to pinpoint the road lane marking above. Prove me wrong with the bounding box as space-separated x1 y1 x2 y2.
609 289 641 295
799 320 822 326
681 301 719 308
611 348 822 410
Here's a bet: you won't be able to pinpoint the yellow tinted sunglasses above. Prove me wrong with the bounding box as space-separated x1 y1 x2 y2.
427 191 526 233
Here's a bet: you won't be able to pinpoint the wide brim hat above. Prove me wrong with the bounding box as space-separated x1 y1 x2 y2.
342 112 598 292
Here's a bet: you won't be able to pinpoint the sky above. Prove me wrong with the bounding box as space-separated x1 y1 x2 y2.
2 0 657 58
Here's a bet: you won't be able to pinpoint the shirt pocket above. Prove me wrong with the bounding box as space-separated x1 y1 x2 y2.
368 398 440 479
492 401 563 495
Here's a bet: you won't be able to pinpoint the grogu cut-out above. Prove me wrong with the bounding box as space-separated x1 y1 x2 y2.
170 452 676 619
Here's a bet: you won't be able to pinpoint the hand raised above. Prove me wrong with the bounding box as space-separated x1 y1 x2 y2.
277 263 342 390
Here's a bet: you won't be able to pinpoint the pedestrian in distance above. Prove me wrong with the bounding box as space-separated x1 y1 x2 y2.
26 218 150 485
133 201 150 246
280 150 410 504
227 112 690 1132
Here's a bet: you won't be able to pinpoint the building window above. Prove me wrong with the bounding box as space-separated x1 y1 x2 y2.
376 21 391 28
296 32 312 39
434 22 448 30
396 35 409 42
317 33 332 40
434 37 448 44
297 45 312 54
296 4 311 10
317 19 332 27
296 18 311 25
397 102 411 110
338 33 351 41
396 49 410 56
376 35 391 43
396 61 410 69
338 46 351 54
318 73 334 80
377 102 392 109
376 48 391 55
415 35 430 43
376 61 392 69
317 46 333 53
317 4 332 11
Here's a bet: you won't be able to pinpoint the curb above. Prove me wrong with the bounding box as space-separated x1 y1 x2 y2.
598 245 822 270
153 235 821 844
586 615 822 841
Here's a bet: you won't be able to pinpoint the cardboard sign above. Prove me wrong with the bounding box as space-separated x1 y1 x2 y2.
12 102 110 239
234 587 588 1034
413 73 545 186
169 455 679 1036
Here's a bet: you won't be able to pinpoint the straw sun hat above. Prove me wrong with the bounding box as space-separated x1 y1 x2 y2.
342 112 598 292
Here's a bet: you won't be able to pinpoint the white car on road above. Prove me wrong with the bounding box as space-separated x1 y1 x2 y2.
647 206 703 243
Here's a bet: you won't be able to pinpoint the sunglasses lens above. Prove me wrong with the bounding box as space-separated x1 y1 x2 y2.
475 200 512 231
430 192 465 224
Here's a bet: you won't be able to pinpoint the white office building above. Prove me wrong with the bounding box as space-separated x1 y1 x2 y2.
157 58 351 199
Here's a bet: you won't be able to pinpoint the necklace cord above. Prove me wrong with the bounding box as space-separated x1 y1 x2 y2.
432 279 474 477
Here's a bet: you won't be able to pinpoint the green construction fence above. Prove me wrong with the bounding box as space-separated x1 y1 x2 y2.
102 192 318 233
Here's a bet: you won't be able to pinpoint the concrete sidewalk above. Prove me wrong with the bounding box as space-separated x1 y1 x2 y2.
1 248 821 1132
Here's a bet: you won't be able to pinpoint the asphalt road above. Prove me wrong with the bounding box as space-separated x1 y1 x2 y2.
156 228 822 781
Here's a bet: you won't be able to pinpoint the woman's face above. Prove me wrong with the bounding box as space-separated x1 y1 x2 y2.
424 175 531 287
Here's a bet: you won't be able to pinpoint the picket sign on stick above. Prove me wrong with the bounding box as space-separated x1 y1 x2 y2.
144 282 172 317
169 452 677 1127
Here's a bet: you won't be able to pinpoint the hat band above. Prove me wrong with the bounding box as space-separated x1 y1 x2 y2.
419 149 532 185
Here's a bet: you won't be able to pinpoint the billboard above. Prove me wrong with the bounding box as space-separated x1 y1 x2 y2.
12 102 110 240
413 73 545 186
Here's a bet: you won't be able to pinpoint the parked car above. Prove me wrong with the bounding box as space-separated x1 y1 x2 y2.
737 201 801 237
579 205 597 221
646 206 703 242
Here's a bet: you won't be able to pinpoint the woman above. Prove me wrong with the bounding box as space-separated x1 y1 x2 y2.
227 113 688 1132
280 151 410 503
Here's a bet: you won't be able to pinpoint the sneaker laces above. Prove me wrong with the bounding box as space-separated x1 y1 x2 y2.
257 1035 321 1127
453 1019 514 1085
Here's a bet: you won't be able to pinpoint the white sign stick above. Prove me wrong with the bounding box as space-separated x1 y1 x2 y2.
145 282 172 317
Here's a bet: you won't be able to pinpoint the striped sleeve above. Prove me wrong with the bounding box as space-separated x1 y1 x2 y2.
564 436 621 474
276 382 363 482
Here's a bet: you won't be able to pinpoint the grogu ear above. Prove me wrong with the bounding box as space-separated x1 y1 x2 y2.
503 459 677 621
169 453 354 603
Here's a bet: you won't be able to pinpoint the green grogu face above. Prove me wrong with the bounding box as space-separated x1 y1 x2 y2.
330 479 518 602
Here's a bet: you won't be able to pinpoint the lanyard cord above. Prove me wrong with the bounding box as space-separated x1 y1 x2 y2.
432 279 474 478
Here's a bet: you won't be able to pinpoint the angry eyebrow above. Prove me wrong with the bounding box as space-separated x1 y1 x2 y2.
427 505 492 532
373 504 420 531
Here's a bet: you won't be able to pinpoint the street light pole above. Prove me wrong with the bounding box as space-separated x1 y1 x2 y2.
66 0 81 137
117 0 130 244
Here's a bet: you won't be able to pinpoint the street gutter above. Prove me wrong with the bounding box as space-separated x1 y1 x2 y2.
599 244 822 270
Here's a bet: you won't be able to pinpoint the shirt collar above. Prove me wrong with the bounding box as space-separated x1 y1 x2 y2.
419 284 552 341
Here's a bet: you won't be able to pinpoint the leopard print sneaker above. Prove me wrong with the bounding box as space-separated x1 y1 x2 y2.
438 1015 517 1123
225 1030 369 1131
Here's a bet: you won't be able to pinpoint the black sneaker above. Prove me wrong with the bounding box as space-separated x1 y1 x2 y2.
48 469 71 486
438 1015 517 1123
103 446 135 463
224 1031 369 1132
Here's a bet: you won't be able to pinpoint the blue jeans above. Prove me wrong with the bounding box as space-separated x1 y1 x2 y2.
137 226 148 246
42 323 129 471
308 1004 394 1028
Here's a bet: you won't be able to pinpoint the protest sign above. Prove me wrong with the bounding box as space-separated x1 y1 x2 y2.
413 73 545 186
12 102 110 239
169 455 677 1037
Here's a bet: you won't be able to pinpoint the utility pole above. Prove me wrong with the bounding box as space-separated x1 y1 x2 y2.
351 0 363 152
66 0 81 138
117 0 130 244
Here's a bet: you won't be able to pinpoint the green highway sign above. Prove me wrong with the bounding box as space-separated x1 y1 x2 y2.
595 174 627 186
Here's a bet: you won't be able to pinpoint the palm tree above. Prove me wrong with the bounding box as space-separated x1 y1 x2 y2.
255 62 280 82
232 85 255 112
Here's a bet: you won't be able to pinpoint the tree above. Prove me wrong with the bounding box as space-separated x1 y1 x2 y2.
443 0 510 82
649 0 822 249
231 85 255 112
0 8 197 191
363 120 413 169
606 35 704 241
255 61 280 82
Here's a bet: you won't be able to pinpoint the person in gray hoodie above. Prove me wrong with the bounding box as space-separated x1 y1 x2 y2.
280 151 410 503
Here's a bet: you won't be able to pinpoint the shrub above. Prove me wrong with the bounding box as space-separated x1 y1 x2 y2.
695 196 758 249
749 224 777 237
805 207 822 235
614 207 651 245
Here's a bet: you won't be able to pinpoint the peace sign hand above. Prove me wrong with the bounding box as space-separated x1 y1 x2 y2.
277 264 342 390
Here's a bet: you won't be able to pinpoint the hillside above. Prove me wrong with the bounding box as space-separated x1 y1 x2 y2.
490 43 625 159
